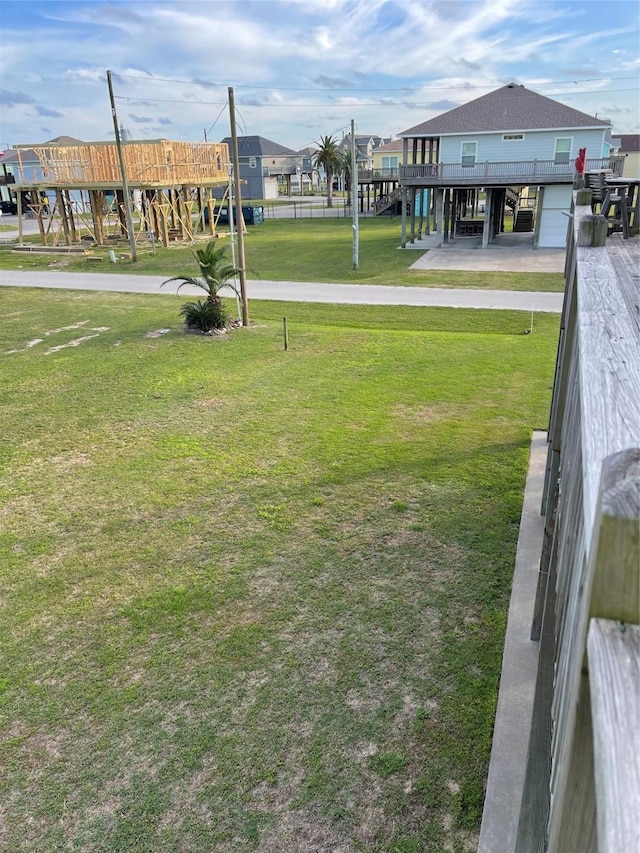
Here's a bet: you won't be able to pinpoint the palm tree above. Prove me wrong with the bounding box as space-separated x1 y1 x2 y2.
313 135 342 208
162 241 240 331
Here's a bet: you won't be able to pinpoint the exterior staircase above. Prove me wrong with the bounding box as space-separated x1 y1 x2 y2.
514 209 534 232
374 188 401 216
505 186 520 210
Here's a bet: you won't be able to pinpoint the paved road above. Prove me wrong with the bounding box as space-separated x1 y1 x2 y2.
0 270 564 312
0 270 563 313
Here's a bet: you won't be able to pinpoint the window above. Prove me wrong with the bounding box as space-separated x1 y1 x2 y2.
503 133 524 141
554 138 572 165
249 157 257 168
381 155 398 171
461 141 477 166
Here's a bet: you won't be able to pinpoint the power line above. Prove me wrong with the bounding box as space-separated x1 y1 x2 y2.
115 87 639 108
113 72 640 92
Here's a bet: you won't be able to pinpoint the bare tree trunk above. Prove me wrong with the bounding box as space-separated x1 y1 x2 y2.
327 167 333 208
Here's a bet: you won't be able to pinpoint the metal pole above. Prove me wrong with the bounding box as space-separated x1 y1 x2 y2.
228 86 249 326
107 70 137 261
351 119 359 270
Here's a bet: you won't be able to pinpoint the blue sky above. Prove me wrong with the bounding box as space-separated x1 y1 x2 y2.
0 0 638 151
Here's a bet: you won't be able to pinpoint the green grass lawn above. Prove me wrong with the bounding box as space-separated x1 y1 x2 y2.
0 217 565 291
0 288 558 852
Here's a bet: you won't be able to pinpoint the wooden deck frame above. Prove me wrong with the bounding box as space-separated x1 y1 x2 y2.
12 139 230 248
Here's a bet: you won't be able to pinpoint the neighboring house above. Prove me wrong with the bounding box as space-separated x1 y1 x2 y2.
219 135 298 199
398 83 622 248
372 138 403 176
294 146 317 193
0 136 85 210
341 134 389 171
617 134 640 179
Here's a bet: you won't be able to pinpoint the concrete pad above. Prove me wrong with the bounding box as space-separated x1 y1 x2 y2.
403 232 565 273
477 431 547 853
409 247 565 273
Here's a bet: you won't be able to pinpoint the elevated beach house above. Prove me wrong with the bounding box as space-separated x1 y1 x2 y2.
397 83 623 248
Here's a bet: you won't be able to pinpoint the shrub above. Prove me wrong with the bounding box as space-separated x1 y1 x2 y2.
179 298 228 332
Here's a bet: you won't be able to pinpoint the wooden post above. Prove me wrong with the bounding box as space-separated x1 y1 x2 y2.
228 86 249 326
588 619 640 853
577 214 608 248
17 190 24 245
400 137 408 247
435 188 444 248
56 189 71 245
547 449 640 851
283 317 288 351
482 188 493 248
106 69 137 261
443 189 450 244
64 191 77 243
90 190 105 245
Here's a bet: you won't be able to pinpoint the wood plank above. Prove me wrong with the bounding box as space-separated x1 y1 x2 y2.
587 618 640 853
576 243 640 538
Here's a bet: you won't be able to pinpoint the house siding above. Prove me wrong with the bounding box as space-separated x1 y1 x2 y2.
538 184 572 248
438 129 606 165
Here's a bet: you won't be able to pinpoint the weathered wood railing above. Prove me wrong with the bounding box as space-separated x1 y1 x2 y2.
515 192 640 853
400 157 624 185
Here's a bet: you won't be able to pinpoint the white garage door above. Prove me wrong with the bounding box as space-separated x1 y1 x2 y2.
538 185 572 248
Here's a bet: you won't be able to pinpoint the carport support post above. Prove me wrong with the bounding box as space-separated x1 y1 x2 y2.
443 189 450 244
482 188 493 248
435 188 444 247
400 137 408 247
533 186 544 249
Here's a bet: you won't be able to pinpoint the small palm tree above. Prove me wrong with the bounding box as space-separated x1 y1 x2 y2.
313 135 342 208
162 241 239 331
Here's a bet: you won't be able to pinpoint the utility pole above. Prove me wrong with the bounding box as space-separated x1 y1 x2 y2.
228 86 249 326
351 119 359 270
106 70 137 262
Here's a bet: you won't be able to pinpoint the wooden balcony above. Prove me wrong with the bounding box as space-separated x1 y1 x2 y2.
358 168 400 182
400 156 624 187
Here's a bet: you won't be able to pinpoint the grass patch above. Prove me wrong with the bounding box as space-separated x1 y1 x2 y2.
0 286 559 852
0 217 565 291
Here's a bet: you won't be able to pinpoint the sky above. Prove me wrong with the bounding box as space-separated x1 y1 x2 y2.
0 0 638 152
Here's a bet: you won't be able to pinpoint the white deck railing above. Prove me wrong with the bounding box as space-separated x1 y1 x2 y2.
400 157 624 184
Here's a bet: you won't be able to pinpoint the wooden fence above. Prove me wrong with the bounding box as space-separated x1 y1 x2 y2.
515 192 639 852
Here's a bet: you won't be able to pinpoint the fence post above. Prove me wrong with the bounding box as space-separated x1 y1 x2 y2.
547 448 640 852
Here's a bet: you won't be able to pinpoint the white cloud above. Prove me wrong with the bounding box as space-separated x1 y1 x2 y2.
0 0 638 146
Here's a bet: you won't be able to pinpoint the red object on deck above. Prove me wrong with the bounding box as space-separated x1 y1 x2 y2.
575 147 587 173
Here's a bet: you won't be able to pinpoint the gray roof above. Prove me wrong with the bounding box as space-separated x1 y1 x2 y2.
618 134 640 153
1 148 38 163
400 84 610 137
220 135 296 157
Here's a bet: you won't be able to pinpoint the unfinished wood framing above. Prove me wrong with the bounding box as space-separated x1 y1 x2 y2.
13 139 230 248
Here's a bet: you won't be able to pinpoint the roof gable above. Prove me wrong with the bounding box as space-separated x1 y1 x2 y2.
374 138 403 152
400 84 610 137
220 135 296 157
